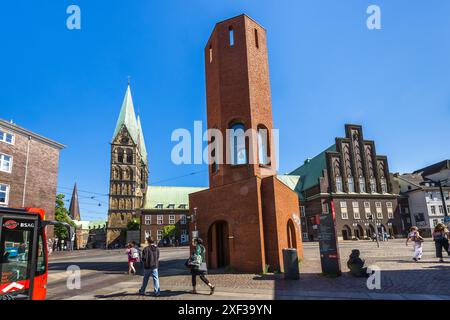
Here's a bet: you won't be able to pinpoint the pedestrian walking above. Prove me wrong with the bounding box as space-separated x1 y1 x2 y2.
139 237 161 297
186 238 215 295
432 223 450 262
126 243 139 275
406 226 424 262
132 240 142 272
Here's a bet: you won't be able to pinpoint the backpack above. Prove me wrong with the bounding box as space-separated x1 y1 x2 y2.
131 248 139 259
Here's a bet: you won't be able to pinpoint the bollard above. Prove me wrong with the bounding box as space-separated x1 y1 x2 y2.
282 248 299 280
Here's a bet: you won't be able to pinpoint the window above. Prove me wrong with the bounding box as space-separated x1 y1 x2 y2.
340 202 348 219
335 176 343 192
157 230 163 241
322 203 329 214
209 44 213 63
428 192 434 200
0 184 9 205
230 123 247 165
255 29 259 48
144 215 151 225
431 206 436 215
169 215 175 224
439 205 444 214
156 203 163 209
375 202 383 219
0 154 12 173
370 177 377 193
300 206 306 217
168 204 175 209
347 176 355 193
386 202 393 208
258 127 269 165
180 215 186 224
179 204 187 209
0 130 14 144
117 148 124 163
359 177 366 193
157 215 163 225
380 177 388 193
353 202 360 219
211 136 219 173
387 202 394 219
447 206 450 214
433 219 439 228
229 26 234 46
126 149 133 164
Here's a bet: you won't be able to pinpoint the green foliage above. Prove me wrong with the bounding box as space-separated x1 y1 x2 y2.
161 225 180 239
127 219 140 231
54 194 76 239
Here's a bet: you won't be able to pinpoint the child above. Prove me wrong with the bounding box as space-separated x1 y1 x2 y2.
406 226 424 262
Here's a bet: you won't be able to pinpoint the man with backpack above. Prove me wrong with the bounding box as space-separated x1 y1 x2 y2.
139 237 161 297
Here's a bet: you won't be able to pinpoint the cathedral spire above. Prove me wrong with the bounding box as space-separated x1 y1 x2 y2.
137 115 148 164
69 183 81 221
112 84 139 144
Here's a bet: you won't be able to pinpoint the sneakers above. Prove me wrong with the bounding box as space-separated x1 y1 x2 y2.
412 258 418 262
154 292 161 297
209 285 215 295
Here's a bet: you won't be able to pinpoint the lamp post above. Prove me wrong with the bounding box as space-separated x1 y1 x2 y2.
369 214 380 248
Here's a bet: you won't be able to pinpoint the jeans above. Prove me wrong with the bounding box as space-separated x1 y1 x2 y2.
435 239 450 258
140 269 160 294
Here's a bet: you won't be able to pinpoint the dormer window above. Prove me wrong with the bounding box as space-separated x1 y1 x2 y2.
335 176 343 192
347 176 355 193
168 204 175 209
359 176 366 193
156 203 163 209
179 204 187 209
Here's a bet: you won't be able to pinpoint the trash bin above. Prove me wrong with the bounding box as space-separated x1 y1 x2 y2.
283 248 299 280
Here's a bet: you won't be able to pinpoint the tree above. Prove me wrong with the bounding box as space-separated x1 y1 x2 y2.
162 225 180 240
127 219 140 231
54 194 77 239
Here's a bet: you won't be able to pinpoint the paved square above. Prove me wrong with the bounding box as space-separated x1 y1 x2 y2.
47 239 450 300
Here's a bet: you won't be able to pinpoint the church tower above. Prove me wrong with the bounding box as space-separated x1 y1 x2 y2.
107 85 148 247
189 15 302 273
68 183 81 221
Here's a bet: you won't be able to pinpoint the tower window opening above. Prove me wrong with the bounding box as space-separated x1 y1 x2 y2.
229 26 234 47
255 29 259 48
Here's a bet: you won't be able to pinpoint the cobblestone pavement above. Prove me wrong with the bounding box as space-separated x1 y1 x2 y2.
48 240 450 300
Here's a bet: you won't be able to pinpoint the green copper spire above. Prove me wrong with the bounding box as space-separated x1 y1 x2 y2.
137 115 148 164
112 85 139 144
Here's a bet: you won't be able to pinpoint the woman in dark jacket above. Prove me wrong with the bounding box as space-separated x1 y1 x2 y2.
190 238 215 295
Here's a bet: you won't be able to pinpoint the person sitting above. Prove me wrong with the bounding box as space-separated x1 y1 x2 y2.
347 249 369 278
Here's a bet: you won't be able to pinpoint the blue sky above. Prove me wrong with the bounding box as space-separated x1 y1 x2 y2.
1 1 449 221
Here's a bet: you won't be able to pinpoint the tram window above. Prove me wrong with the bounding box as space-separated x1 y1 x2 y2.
36 232 46 274
1 228 32 284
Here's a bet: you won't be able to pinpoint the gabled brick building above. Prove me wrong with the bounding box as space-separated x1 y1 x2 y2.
288 124 405 241
189 15 303 273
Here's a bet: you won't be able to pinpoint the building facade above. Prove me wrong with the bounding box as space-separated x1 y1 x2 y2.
139 186 206 246
395 160 450 237
288 124 405 241
0 119 64 238
189 15 303 273
107 85 149 247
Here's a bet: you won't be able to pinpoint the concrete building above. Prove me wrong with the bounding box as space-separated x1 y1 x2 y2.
0 119 64 238
395 160 450 237
287 124 405 241
139 186 206 246
189 15 303 274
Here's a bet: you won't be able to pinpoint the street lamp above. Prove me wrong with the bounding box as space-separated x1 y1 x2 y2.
368 214 380 248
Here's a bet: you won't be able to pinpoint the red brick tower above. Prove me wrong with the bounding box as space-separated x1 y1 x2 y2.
190 14 303 273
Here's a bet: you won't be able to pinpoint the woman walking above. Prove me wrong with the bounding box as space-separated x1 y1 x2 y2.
406 226 424 262
432 223 450 262
188 238 215 295
126 242 139 275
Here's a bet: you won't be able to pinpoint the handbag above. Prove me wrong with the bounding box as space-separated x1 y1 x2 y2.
198 262 207 272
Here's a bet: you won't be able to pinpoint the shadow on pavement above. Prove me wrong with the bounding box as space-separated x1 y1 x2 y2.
95 290 188 299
